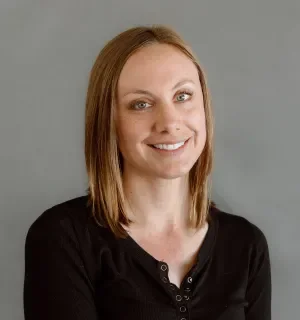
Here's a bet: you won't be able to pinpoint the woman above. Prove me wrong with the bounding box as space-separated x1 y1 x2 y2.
23 25 271 320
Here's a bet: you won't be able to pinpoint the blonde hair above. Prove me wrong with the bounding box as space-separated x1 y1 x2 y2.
85 25 215 238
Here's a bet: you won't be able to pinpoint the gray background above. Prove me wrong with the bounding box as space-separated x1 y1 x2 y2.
0 0 299 319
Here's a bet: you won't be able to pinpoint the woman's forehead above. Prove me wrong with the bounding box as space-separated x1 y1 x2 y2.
117 44 199 95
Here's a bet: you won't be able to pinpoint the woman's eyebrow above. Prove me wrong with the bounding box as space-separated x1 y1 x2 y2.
121 79 195 98
122 89 154 98
172 79 195 90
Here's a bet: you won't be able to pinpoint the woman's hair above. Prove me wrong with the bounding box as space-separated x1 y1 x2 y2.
85 24 215 238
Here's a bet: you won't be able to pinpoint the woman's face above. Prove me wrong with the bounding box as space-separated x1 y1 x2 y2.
115 43 207 179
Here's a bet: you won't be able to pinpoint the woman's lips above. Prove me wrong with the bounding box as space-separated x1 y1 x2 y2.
148 138 190 155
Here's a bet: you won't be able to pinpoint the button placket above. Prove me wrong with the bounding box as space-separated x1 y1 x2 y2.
183 286 191 300
158 262 169 284
162 276 168 283
177 283 191 320
173 292 190 319
158 261 192 319
176 301 189 320
160 264 168 272
179 276 192 316
180 305 187 313
169 284 176 291
175 294 182 302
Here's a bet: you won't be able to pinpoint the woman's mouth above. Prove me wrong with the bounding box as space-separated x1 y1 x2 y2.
148 138 190 155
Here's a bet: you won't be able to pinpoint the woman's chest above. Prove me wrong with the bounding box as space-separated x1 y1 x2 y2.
130 232 205 288
126 224 209 288
92 223 249 319
94 257 248 320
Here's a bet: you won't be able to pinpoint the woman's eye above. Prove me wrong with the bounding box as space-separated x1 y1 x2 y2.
131 101 151 110
176 92 192 102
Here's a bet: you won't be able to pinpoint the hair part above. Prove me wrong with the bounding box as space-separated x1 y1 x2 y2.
85 24 215 238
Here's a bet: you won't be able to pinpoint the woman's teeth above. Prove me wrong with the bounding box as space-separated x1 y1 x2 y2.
153 141 185 150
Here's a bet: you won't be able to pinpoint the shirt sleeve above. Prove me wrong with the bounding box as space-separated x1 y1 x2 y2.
245 225 272 320
23 211 99 320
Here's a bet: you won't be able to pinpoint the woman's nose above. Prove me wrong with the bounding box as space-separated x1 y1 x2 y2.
153 102 182 134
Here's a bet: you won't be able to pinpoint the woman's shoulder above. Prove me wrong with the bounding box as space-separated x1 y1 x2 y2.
25 195 110 246
210 205 269 248
27 196 88 231
24 196 108 299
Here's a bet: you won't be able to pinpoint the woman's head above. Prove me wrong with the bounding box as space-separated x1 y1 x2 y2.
85 25 214 237
116 42 207 180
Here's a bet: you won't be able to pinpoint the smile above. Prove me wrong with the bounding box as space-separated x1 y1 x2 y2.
153 141 186 150
148 138 190 155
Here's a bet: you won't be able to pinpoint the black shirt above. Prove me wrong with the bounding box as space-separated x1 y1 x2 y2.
23 196 271 320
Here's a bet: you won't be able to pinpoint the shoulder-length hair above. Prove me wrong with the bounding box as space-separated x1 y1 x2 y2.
85 25 215 238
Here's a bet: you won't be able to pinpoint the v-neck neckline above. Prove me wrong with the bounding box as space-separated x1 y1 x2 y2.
120 206 219 282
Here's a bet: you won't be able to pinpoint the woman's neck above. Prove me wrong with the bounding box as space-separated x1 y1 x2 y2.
122 169 191 234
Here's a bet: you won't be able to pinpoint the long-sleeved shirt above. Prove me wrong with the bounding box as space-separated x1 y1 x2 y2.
23 195 271 320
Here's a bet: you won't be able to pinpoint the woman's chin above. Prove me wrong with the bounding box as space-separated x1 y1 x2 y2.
149 165 192 180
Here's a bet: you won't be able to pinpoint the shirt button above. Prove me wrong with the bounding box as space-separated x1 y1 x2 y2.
180 318 187 320
183 295 189 300
169 284 176 290
180 306 187 312
184 287 191 292
162 277 168 283
187 277 193 283
176 295 182 301
160 264 168 272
